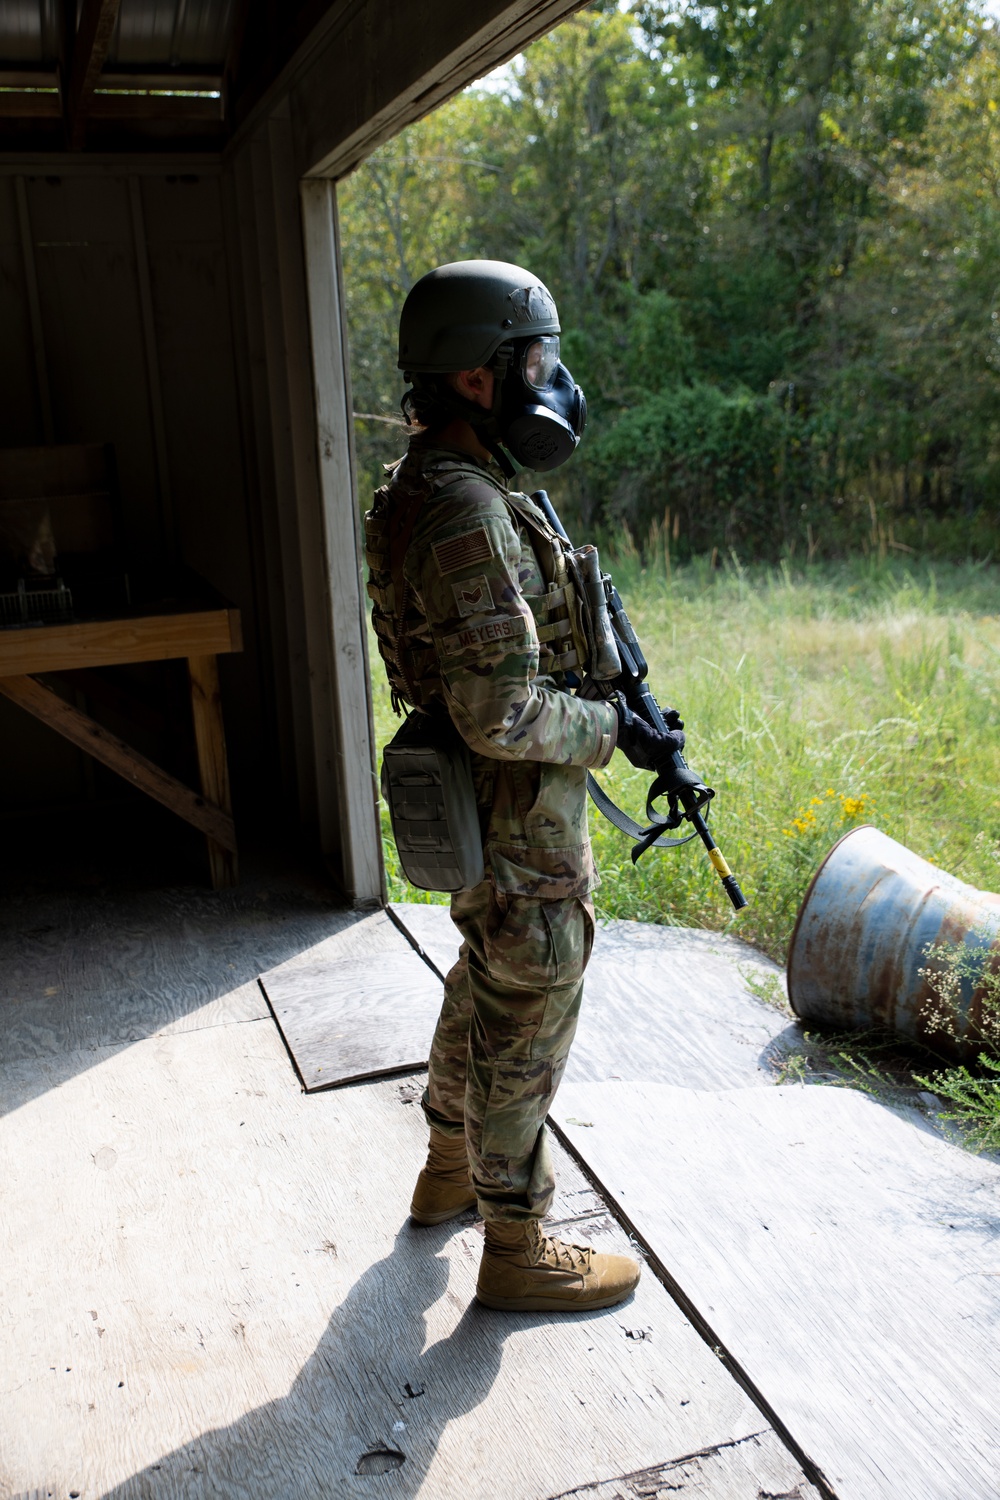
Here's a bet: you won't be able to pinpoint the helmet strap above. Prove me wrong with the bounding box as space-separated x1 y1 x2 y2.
486 442 517 480
479 342 517 477
401 343 519 478
402 375 480 432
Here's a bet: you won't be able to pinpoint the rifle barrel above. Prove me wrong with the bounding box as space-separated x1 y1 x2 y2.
533 488 570 541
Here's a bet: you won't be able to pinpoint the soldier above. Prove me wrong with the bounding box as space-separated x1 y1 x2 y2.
365 261 684 1312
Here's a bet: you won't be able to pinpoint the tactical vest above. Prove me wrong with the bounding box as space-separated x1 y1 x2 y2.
365 448 584 714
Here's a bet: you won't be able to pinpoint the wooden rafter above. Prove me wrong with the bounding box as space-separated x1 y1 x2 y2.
66 0 123 149
0 71 61 118
223 0 251 104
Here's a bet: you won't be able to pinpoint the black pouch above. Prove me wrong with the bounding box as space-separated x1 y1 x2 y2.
380 710 485 893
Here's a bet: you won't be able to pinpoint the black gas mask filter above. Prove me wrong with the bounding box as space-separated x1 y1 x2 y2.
490 335 587 473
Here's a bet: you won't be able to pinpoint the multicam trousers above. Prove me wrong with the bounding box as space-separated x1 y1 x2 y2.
421 879 595 1222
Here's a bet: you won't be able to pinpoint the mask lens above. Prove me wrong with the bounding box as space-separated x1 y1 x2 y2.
522 336 560 391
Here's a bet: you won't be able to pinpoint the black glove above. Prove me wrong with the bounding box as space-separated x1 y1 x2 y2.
613 694 686 772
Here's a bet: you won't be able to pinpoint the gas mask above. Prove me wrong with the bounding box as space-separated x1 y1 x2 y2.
495 335 587 472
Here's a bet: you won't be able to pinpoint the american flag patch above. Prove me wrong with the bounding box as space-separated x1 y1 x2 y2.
432 526 493 574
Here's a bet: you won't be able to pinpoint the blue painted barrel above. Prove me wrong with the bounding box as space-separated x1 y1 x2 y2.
787 826 1000 1062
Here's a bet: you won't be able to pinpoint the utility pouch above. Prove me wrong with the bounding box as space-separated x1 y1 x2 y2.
380 710 485 893
571 544 621 681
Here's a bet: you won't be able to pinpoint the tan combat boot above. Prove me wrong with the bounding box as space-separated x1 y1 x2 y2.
476 1219 640 1311
409 1128 477 1226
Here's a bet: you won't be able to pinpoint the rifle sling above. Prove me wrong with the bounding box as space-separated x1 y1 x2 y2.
586 772 699 858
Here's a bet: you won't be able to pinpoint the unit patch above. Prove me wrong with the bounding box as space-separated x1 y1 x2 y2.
451 575 494 617
432 527 493 574
442 615 528 654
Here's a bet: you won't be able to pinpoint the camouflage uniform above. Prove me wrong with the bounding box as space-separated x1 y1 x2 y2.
366 441 617 1222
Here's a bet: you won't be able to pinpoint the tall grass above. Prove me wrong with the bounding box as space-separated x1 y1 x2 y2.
371 551 1000 963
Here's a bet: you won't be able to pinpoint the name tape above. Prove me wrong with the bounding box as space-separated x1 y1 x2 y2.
442 615 528 654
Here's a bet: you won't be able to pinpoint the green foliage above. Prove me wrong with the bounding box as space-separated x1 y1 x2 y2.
771 1024 941 1098
587 380 796 548
370 550 1000 959
347 6 1000 1140
920 916 1000 1056
368 546 1000 1139
739 964 792 1011
913 894 1000 1150
340 0 1000 557
916 1056 1000 1153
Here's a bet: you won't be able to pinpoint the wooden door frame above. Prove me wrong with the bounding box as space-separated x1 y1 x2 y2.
299 176 383 907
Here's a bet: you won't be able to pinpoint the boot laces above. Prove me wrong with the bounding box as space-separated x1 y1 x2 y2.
541 1233 593 1273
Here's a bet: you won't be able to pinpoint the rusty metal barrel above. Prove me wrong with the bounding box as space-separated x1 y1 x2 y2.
787 825 1000 1062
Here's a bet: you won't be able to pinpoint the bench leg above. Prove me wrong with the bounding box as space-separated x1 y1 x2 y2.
188 653 238 889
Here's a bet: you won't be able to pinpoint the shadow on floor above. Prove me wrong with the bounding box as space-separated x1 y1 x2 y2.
0 798 358 1116
97 1222 603 1499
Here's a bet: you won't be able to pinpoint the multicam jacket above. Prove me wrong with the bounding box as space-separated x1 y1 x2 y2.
365 441 617 898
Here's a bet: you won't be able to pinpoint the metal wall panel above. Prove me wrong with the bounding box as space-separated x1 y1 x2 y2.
27 173 163 554
0 164 270 822
0 176 43 444
138 170 266 779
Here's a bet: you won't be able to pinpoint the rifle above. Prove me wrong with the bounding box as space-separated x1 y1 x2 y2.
532 490 748 913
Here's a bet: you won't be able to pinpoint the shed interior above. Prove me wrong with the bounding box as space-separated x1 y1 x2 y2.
0 0 584 903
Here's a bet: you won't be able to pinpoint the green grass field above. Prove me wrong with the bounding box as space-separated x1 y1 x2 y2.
372 550 1000 963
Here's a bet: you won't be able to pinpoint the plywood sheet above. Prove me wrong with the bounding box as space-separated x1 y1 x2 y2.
0 872 353 1083
390 899 455 979
260 908 445 1089
0 1021 817 1500
555 1080 1000 1500
391 904 793 1090
544 1433 820 1499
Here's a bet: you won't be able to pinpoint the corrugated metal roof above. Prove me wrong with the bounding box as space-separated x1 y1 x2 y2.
0 0 235 69
1 0 60 63
108 0 236 69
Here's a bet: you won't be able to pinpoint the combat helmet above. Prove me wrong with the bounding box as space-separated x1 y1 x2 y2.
398 259 585 473
398 260 560 375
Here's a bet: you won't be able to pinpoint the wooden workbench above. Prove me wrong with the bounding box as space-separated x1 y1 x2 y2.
0 602 242 888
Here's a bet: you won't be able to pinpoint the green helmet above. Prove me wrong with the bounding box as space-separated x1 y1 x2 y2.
398 260 560 374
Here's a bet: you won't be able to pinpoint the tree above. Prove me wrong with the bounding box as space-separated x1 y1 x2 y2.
339 0 1000 555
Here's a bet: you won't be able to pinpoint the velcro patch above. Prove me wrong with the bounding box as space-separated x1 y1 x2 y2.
451 575 494 617
442 615 528 654
433 527 493 574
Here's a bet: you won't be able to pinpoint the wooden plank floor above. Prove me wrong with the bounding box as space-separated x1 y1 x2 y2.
259 911 443 1089
0 1005 817 1499
554 1080 1000 1500
392 903 794 1089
